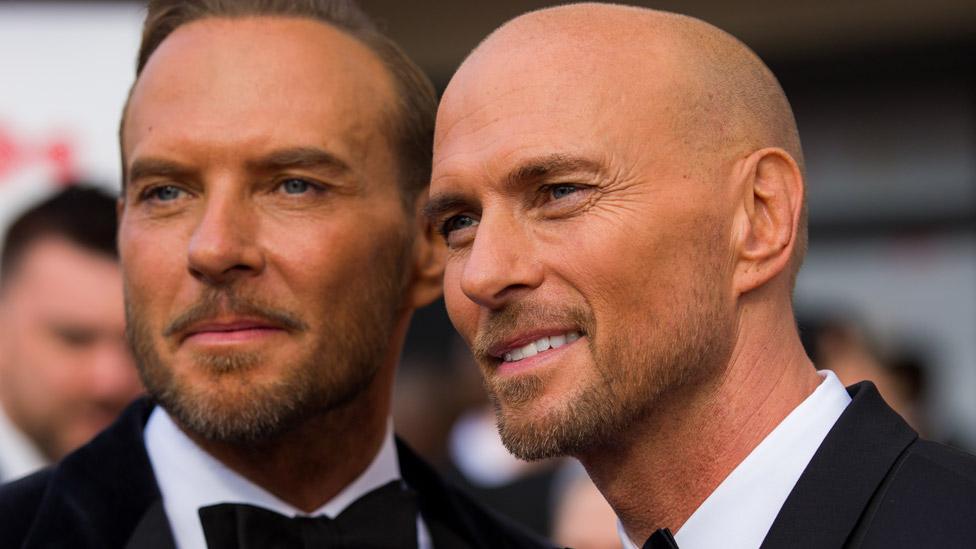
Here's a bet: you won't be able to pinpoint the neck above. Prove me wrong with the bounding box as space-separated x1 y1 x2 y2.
583 303 821 544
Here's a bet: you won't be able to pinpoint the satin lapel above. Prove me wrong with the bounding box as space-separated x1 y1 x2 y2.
397 438 487 549
126 499 178 549
23 398 175 549
760 382 917 549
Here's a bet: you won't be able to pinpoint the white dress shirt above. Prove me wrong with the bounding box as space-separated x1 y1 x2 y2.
0 403 48 483
620 370 851 549
145 408 431 549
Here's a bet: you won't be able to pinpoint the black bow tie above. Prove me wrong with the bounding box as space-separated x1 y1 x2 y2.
643 528 679 549
198 480 418 549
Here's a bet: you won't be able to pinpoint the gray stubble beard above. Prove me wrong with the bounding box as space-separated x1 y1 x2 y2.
484 279 733 461
124 243 409 445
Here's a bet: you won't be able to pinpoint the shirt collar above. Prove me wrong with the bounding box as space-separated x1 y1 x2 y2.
620 370 851 549
0 401 49 483
145 406 401 549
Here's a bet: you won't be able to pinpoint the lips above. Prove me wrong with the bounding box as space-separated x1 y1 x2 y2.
179 318 286 344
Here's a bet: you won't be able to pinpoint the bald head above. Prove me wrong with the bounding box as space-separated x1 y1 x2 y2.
436 2 806 280
431 3 811 463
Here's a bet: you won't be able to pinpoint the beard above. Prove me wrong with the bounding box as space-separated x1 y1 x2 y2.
473 266 734 461
125 247 407 445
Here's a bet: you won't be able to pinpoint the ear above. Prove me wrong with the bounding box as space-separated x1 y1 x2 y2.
404 193 446 309
731 148 804 296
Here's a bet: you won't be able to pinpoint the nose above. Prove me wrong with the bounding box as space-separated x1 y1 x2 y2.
459 211 544 309
187 188 265 285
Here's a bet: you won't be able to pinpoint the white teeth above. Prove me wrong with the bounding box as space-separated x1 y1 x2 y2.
501 331 582 362
535 337 551 353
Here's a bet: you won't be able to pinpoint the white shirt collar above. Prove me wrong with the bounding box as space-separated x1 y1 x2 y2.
0 402 48 483
620 370 851 549
145 407 403 549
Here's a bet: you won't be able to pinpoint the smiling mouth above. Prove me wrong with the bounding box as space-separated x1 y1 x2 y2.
498 330 583 363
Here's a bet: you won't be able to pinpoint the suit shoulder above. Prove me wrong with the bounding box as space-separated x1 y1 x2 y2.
0 468 53 545
857 439 976 547
906 439 976 484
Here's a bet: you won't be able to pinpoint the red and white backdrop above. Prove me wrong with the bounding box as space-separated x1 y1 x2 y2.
0 2 143 231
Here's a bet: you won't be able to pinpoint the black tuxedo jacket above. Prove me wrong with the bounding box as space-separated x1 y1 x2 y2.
760 382 976 548
0 399 551 549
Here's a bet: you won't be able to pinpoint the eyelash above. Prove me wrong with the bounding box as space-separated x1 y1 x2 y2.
439 214 478 239
543 183 582 200
437 183 588 239
138 184 187 204
275 177 326 195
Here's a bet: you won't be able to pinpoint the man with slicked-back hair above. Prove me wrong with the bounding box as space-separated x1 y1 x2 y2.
428 3 976 548
0 1 550 548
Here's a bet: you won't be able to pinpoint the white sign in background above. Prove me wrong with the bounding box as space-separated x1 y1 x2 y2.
0 2 144 231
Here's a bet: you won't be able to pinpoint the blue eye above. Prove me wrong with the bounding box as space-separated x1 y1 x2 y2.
551 185 578 199
281 178 311 194
442 215 478 236
150 185 183 201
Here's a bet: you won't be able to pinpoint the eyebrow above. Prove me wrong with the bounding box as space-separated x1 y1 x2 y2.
127 157 196 186
424 153 604 222
506 153 604 189
247 147 351 175
126 147 351 188
423 193 476 223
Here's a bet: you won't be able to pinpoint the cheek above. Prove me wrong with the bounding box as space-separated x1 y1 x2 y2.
443 263 477 343
119 224 187 317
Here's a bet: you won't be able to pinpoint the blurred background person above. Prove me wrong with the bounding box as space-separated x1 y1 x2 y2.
549 462 620 549
0 185 142 482
800 313 933 436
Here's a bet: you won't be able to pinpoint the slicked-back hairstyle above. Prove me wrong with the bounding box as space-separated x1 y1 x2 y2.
1 185 119 285
127 0 437 204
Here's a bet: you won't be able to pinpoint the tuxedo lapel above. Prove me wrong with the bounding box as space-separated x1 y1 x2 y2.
21 398 176 549
397 438 489 549
760 382 917 549
396 438 551 549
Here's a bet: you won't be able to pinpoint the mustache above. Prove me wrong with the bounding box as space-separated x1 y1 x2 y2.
471 301 593 361
162 289 308 337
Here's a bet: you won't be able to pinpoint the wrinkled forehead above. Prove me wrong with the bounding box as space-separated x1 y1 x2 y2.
433 27 688 187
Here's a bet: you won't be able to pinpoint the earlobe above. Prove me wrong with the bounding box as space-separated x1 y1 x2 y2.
732 148 804 295
405 196 446 310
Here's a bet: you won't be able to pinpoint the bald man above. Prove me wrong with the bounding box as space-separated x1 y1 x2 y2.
427 4 976 549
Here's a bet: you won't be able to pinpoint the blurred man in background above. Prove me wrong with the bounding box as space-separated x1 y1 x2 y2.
0 185 142 482
429 4 976 548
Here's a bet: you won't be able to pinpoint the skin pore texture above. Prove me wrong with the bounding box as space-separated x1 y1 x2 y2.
120 17 442 511
428 3 820 543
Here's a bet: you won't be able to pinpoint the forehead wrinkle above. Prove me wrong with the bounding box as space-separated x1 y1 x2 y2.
447 3 802 177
